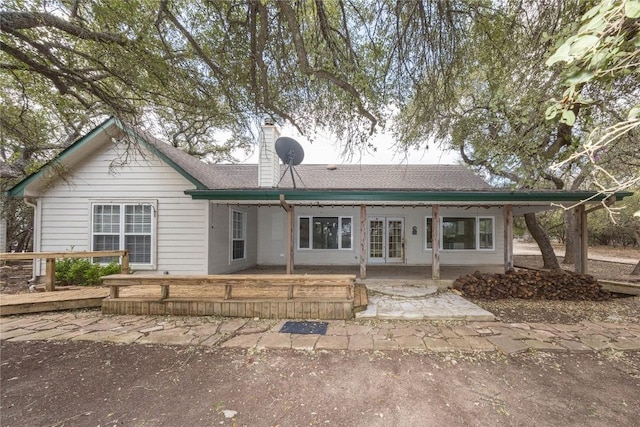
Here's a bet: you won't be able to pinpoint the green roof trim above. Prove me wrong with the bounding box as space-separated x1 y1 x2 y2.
7 117 117 198
184 189 633 203
6 117 206 197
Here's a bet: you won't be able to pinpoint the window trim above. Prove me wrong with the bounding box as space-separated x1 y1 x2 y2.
297 215 353 250
425 215 495 251
90 201 156 269
230 208 247 262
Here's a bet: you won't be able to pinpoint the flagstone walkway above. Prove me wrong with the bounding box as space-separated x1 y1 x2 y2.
1 310 639 355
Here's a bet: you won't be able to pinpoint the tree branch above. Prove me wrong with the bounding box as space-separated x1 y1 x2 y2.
277 0 378 134
0 11 127 45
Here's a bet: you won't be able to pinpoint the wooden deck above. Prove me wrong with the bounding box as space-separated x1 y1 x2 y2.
101 274 360 320
0 287 109 316
0 275 369 318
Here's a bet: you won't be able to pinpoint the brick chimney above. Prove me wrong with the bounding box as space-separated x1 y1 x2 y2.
258 119 281 187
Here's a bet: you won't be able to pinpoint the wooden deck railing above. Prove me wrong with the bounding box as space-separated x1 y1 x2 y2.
0 251 129 292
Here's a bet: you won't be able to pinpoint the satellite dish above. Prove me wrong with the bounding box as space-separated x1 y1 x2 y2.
275 137 304 166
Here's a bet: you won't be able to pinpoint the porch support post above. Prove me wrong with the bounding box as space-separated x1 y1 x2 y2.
360 204 367 279
573 204 588 274
504 204 514 272
45 258 56 292
432 204 440 280
280 195 294 274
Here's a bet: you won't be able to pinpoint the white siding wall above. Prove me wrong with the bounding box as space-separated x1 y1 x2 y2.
256 205 504 266
36 140 208 275
208 204 258 273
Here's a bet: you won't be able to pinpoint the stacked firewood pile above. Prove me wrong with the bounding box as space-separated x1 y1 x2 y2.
452 270 611 301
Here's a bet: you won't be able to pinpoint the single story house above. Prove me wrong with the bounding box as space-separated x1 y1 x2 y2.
6 117 632 281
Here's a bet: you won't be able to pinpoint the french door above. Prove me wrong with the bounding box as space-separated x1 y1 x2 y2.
368 217 404 263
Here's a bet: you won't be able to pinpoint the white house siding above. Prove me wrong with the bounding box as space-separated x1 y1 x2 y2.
208 203 258 273
36 140 208 275
256 205 504 266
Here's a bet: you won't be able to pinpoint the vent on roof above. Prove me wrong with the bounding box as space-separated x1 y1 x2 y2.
326 164 337 170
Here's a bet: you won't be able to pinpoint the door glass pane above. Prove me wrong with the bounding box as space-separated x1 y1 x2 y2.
369 220 384 258
387 220 403 258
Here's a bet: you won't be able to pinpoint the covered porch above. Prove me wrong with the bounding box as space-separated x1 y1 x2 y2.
193 189 632 280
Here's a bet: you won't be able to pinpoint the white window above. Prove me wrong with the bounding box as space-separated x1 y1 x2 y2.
425 215 495 251
231 209 246 260
92 203 154 264
298 216 352 250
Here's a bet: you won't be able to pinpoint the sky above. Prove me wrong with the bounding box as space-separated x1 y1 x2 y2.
234 124 461 165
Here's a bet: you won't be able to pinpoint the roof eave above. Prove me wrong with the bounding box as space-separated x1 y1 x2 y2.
6 117 207 198
184 189 634 204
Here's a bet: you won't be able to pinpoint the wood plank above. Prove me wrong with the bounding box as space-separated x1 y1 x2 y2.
261 302 270 319
45 258 56 292
599 280 640 296
160 285 169 299
102 273 357 282
1 297 104 316
310 302 319 319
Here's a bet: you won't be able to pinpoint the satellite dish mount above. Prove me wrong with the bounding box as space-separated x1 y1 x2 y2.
275 137 305 188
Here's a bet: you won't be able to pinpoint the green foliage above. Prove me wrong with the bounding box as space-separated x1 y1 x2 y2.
546 0 640 192
55 258 121 286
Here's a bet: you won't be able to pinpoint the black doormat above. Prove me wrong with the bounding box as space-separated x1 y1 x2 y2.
280 321 328 335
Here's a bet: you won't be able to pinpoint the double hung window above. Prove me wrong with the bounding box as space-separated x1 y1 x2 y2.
231 210 246 260
92 203 153 264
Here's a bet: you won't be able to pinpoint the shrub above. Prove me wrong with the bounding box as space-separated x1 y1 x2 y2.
55 259 121 286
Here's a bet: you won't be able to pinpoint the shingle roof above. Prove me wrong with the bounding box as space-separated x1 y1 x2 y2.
146 136 490 191
274 164 490 190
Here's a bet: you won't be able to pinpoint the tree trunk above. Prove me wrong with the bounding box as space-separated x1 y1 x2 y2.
632 260 640 276
563 209 576 264
524 212 561 270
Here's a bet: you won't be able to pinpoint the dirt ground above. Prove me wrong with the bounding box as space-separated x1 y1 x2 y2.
1 248 639 426
1 340 639 427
